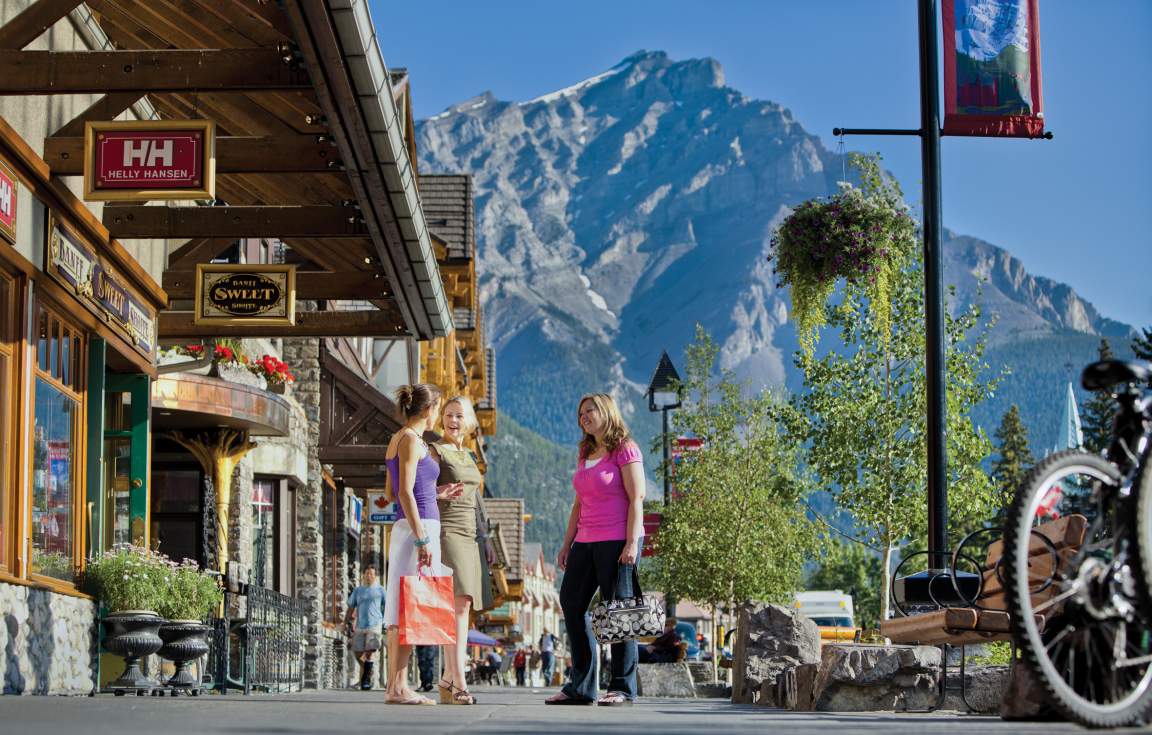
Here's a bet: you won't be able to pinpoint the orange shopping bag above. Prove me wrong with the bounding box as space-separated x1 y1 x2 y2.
397 567 456 646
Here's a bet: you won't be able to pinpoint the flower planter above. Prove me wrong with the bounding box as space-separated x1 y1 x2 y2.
158 620 212 690
101 611 165 690
266 381 287 395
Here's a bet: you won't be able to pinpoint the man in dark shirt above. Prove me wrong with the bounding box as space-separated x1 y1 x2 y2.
639 617 682 663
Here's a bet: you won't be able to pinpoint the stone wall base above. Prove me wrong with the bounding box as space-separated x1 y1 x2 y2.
0 582 97 695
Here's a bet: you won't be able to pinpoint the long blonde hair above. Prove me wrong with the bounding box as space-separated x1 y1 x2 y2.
577 393 632 459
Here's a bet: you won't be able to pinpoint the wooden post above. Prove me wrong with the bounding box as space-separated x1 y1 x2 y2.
165 429 257 571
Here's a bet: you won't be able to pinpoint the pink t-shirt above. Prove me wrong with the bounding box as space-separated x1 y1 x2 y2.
572 441 643 543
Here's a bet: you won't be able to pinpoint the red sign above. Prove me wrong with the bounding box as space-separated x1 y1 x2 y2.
641 512 662 558
83 120 215 202
0 158 15 244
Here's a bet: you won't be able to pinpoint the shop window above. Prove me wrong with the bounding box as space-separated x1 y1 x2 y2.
0 271 16 571
30 304 85 583
251 478 277 589
322 480 342 623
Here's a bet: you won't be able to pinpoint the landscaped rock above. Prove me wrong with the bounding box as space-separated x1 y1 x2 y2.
814 644 941 712
686 661 714 685
638 663 697 698
942 665 1010 714
793 662 821 711
730 603 821 704
1000 661 1059 720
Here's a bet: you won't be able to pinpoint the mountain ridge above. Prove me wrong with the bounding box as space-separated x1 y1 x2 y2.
416 50 1135 452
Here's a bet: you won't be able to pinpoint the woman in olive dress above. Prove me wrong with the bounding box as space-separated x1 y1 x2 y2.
429 396 485 705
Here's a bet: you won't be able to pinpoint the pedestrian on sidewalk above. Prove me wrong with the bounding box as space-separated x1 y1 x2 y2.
546 393 646 707
639 617 682 663
513 646 527 686
539 629 558 686
415 645 437 692
529 646 542 686
345 566 386 690
382 383 458 706
428 396 484 706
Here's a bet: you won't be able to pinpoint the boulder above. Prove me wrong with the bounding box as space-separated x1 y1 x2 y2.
637 663 697 698
814 644 942 712
731 603 821 704
793 662 821 711
775 668 797 709
1000 661 1060 720
686 661 714 684
943 665 1010 714
694 682 731 699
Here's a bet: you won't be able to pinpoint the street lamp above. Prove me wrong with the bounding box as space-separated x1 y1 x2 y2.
647 351 682 618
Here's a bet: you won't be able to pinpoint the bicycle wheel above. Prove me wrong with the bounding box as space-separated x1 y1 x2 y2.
1004 449 1152 727
1133 449 1152 618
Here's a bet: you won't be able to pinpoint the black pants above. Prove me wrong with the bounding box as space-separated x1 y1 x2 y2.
559 540 638 701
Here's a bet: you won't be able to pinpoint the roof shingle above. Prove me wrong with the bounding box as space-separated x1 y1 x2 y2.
418 174 475 260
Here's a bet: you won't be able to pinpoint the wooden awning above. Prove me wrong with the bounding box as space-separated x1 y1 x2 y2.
1 0 451 339
318 344 400 485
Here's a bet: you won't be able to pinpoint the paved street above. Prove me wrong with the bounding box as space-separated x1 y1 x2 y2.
0 686 1145 734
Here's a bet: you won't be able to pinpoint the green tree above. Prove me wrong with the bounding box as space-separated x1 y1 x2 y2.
991 404 1034 520
804 536 883 631
789 162 998 621
1081 339 1115 454
652 326 815 662
1133 327 1152 361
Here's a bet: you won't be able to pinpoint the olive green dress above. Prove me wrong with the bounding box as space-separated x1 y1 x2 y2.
433 442 484 602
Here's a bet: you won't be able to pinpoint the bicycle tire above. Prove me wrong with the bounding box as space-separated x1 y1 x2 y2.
1003 449 1152 728
1133 447 1152 618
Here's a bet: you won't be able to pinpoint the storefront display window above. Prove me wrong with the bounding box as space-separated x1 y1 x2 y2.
0 270 16 571
30 304 85 582
251 478 277 588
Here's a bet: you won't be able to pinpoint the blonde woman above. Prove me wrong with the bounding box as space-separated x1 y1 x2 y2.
382 383 461 705
545 393 646 706
429 396 484 705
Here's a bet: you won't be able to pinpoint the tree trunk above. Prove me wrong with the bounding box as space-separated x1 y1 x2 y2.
879 541 894 625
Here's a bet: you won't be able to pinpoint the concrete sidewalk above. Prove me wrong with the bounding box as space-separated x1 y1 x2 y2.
0 686 1142 734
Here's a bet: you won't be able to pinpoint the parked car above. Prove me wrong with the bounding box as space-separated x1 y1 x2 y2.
674 621 700 660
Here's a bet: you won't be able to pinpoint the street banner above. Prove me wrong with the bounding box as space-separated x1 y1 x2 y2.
942 0 1045 138
83 119 215 201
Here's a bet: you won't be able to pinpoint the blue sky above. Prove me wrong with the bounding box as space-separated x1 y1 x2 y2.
373 0 1152 329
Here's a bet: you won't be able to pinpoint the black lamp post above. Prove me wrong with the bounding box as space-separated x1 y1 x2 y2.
647 351 682 618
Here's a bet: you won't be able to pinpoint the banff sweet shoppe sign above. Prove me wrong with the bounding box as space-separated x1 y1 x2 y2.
83 120 215 201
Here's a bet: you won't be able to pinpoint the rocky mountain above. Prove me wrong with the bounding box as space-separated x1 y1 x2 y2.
416 49 1137 455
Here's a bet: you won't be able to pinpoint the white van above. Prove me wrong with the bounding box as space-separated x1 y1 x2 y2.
794 590 857 641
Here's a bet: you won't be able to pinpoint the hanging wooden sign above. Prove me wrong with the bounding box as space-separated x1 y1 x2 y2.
194 264 296 326
83 120 215 201
46 216 157 359
0 157 16 244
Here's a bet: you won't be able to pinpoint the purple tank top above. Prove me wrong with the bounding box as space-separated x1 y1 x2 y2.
386 446 440 522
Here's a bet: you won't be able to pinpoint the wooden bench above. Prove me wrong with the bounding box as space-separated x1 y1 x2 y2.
878 515 1086 711
880 514 1086 646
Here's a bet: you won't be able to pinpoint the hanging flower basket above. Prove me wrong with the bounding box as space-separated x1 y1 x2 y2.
770 154 916 356
249 354 295 394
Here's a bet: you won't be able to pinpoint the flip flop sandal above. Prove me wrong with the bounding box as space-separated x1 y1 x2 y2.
597 692 633 706
545 693 595 705
385 694 436 705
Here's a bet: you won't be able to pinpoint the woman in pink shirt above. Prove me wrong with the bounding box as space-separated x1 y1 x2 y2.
545 393 646 706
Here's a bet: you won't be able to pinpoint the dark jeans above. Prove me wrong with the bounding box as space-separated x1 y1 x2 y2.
415 645 437 688
541 651 555 684
515 666 526 686
639 647 679 664
560 540 638 701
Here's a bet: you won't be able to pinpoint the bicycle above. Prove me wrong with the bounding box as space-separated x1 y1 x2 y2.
1002 358 1152 727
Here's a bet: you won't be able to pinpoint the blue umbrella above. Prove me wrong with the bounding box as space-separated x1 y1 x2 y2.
467 629 498 647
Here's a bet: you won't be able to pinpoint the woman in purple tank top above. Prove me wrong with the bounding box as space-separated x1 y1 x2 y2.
382 383 463 705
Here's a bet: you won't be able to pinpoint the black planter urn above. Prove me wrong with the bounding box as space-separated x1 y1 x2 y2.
101 612 165 689
158 621 212 689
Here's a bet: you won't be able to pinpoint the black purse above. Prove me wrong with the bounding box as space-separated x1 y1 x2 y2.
589 564 665 645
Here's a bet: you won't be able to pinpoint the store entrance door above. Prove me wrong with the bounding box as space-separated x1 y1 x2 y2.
100 373 150 550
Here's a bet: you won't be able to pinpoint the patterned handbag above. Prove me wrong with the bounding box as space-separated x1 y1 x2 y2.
589 564 665 645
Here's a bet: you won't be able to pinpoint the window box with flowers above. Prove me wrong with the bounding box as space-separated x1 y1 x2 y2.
249 354 295 394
